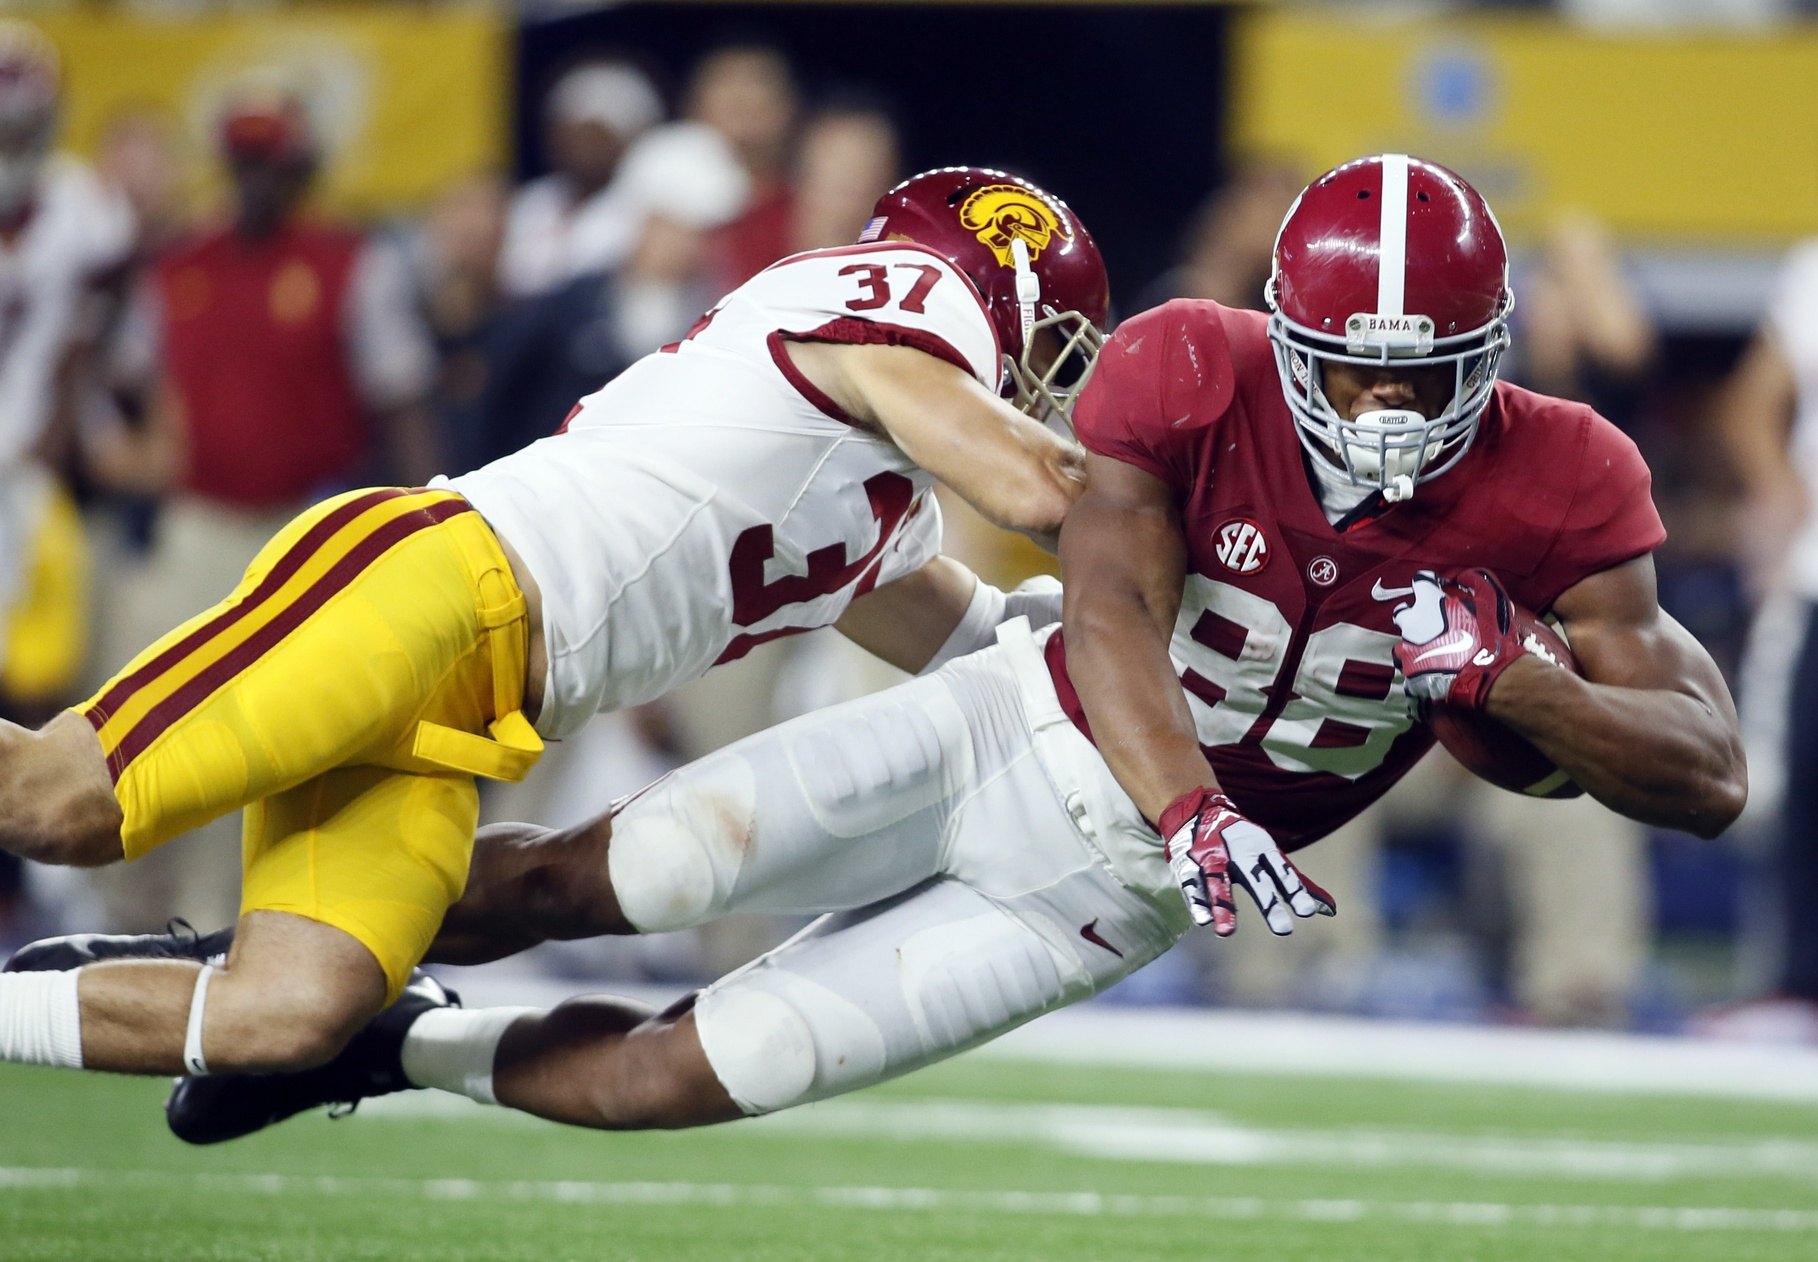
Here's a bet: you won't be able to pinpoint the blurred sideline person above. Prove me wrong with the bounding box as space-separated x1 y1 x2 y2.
0 24 133 721
153 157 1742 1144
0 169 1109 1097
788 98 900 255
1132 160 1302 314
76 85 439 934
1478 211 1658 1026
0 23 134 943
1707 233 1818 1042
497 60 666 300
694 44 800 289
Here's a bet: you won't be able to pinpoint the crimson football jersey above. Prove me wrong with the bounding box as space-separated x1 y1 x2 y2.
1046 300 1666 849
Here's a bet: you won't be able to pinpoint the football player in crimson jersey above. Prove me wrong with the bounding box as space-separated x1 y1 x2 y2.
1058 152 1743 927
131 155 1740 1146
0 168 1111 1087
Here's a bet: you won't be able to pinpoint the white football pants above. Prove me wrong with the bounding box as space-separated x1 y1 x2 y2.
605 619 1190 1115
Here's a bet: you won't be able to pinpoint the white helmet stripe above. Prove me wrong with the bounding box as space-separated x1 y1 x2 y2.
1376 153 1409 317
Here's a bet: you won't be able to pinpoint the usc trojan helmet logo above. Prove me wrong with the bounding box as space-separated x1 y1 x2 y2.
957 184 1070 267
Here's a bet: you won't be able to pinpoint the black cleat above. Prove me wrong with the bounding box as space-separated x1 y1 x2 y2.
164 969 458 1145
4 919 235 973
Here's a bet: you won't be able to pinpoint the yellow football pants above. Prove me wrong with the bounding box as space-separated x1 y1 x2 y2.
78 487 543 999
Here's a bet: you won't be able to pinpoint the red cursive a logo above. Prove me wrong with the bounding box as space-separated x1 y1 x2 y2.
1214 519 1270 575
1307 556 1340 587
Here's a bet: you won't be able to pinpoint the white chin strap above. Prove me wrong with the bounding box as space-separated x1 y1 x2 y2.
1011 237 1039 350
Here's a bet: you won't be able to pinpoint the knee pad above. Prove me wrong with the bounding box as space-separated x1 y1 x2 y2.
694 988 817 1115
608 754 757 932
607 815 717 932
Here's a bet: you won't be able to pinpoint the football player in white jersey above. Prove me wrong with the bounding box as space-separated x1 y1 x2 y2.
0 169 1110 1093
0 22 133 720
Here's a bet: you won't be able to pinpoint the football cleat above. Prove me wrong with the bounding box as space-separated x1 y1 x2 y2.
163 968 457 1145
3 919 234 973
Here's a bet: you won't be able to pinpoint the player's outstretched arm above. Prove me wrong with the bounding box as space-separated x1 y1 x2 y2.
1062 453 1333 935
785 339 1085 538
1060 451 1211 824
1484 554 1746 837
835 556 1062 676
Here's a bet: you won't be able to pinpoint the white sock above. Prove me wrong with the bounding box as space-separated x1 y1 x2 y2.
0 970 84 1069
399 1005 538 1106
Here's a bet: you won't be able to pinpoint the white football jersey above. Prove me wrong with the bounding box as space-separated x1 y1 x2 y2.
444 241 1003 738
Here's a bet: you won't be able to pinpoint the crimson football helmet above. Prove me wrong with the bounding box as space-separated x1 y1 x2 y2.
861 166 1109 425
0 22 58 217
1266 154 1513 502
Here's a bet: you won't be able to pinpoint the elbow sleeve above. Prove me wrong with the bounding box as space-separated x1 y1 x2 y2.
919 575 1062 675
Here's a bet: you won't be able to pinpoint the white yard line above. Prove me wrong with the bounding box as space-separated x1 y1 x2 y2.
358 1092 1818 1183
1 1166 1814 1234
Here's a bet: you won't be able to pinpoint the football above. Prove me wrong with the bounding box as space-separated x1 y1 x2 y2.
1425 609 1585 799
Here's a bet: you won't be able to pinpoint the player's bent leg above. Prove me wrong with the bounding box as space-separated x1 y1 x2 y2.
0 710 124 867
603 672 970 935
487 999 740 1129
9 909 388 1076
428 817 628 965
688 870 1183 1117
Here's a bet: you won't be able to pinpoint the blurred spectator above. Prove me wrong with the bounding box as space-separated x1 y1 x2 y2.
448 87 749 469
411 173 509 471
498 60 664 299
0 21 132 713
1491 214 1658 1025
790 96 901 253
417 174 508 349
0 22 134 942
77 81 437 934
96 107 187 260
1703 237 1818 1042
1134 160 1302 313
1508 211 1657 422
693 44 800 288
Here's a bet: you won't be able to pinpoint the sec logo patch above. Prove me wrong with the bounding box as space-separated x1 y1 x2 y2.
1214 519 1270 575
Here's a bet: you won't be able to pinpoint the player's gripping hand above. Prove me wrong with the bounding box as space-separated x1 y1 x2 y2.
1157 787 1336 936
1391 568 1523 720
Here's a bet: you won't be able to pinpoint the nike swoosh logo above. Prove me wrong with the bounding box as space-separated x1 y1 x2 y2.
1079 920 1124 958
1411 631 1470 664
1372 579 1415 601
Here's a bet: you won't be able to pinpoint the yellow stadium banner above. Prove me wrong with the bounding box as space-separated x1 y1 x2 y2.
30 5 509 219
1232 11 1818 244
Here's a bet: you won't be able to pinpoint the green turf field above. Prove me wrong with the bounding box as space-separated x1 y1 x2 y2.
5 1053 1818 1261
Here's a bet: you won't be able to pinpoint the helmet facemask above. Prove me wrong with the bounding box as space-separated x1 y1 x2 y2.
1005 306 1104 433
1000 236 1105 432
1265 286 1511 503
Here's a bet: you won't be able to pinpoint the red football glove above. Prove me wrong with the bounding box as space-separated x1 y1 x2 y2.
1157 788 1336 937
1390 568 1523 720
